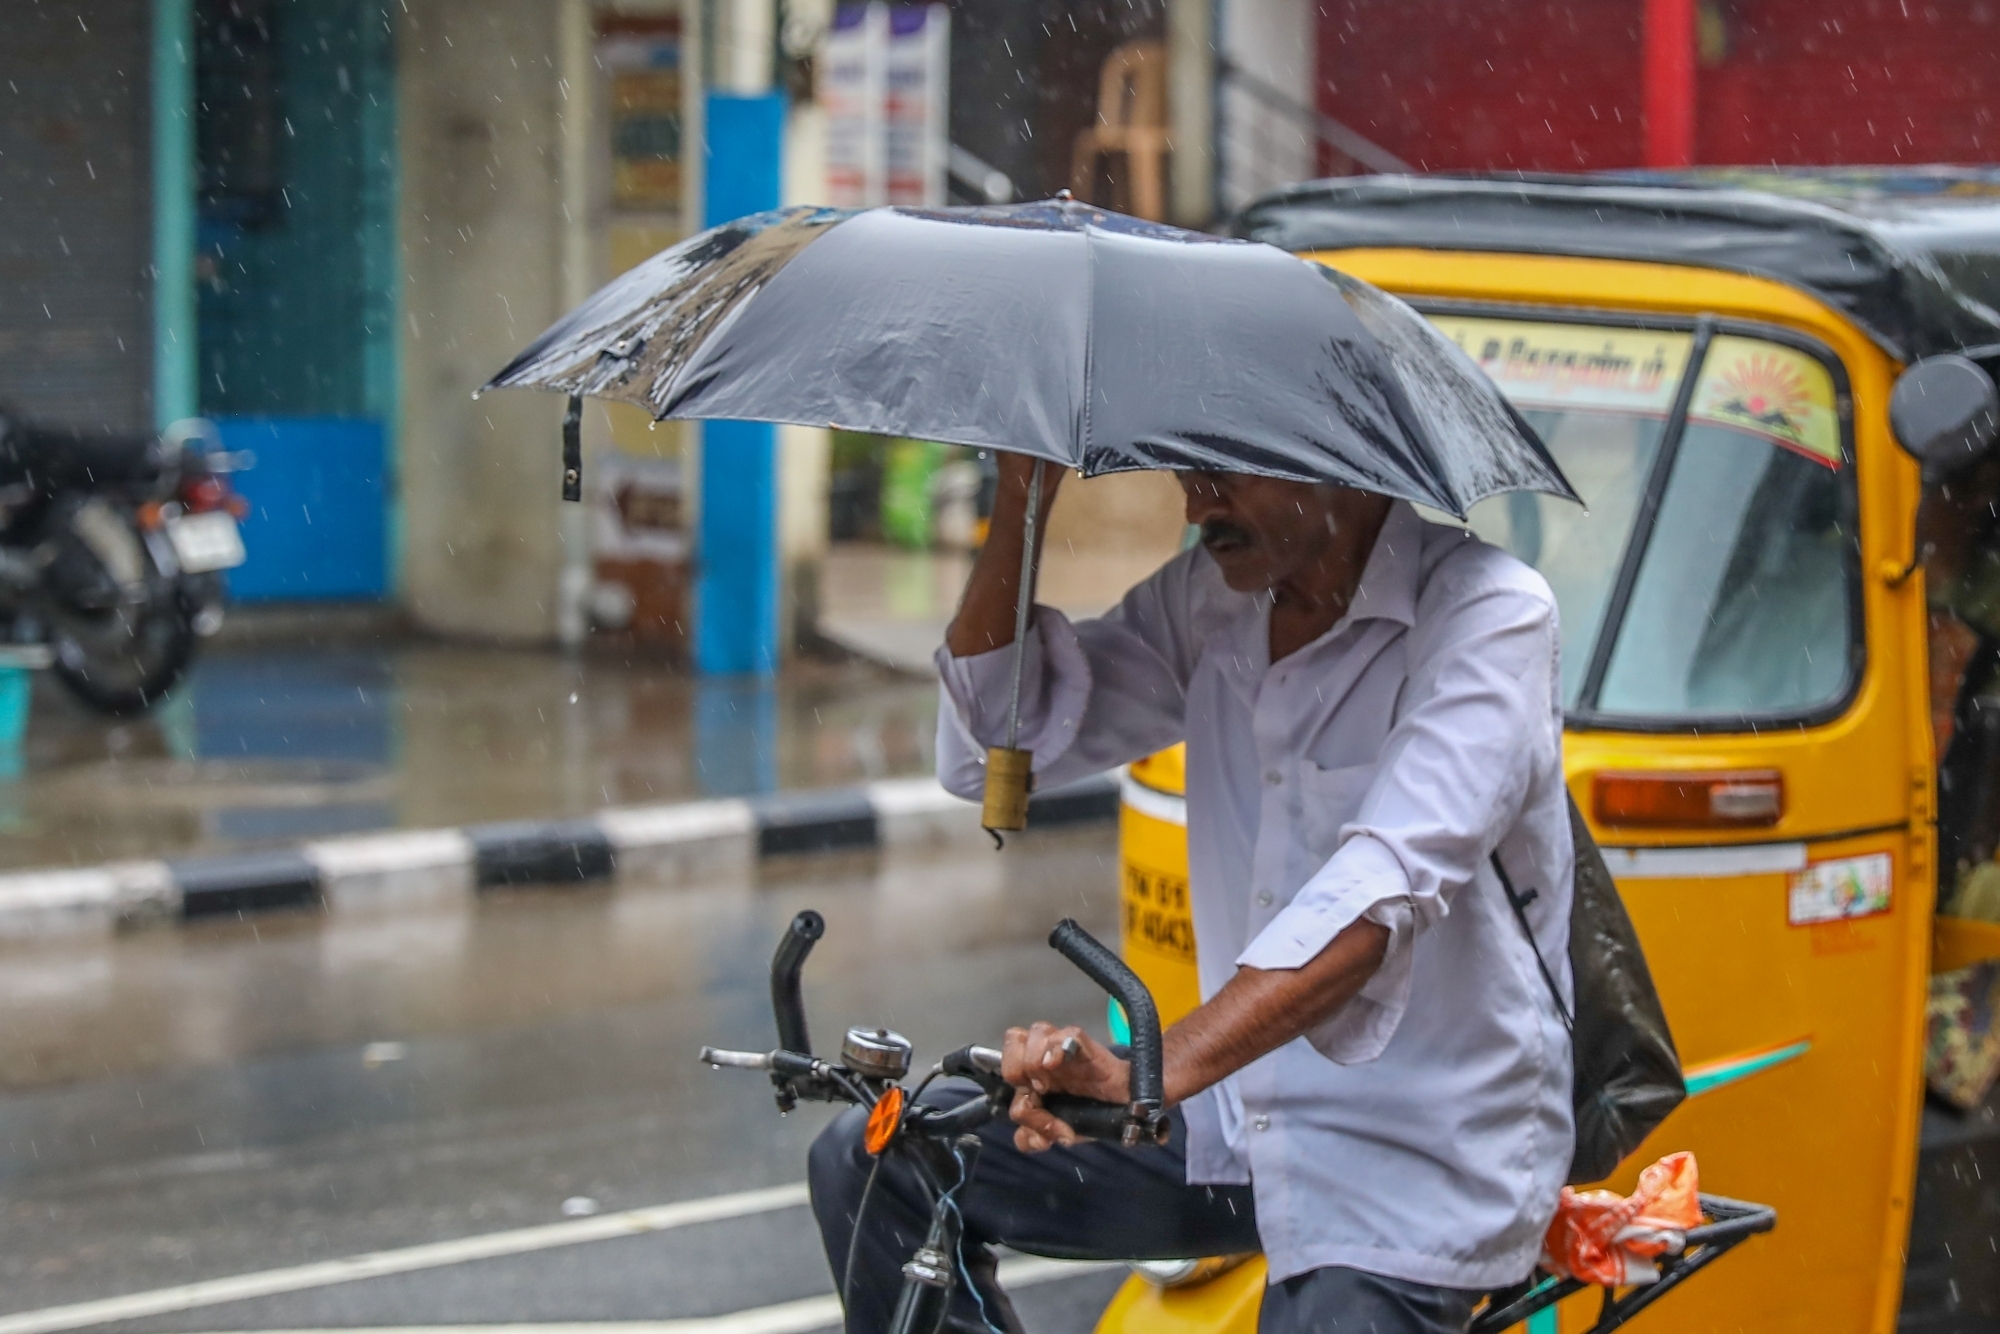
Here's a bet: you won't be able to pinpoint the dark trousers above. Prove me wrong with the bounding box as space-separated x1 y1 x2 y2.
806 1083 1482 1334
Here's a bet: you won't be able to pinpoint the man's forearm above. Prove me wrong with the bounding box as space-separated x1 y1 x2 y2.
1161 917 1390 1108
945 458 1058 658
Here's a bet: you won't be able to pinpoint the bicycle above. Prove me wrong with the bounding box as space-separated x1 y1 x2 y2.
699 910 1775 1334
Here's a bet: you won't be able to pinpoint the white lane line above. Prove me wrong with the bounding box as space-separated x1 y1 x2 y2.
0 1183 812 1334
165 1257 1119 1334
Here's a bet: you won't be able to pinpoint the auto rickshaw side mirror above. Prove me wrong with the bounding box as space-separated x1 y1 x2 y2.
1891 354 2000 478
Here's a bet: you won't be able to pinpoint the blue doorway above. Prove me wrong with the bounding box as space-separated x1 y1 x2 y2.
195 0 396 601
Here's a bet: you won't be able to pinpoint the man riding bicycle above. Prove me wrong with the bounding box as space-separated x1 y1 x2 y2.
811 456 1574 1334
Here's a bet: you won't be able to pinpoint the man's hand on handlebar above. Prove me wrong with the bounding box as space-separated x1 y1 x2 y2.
1001 1021 1130 1153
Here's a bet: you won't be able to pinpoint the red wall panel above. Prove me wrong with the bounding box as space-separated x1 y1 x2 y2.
1699 0 2000 164
1317 0 1644 171
1316 0 2000 173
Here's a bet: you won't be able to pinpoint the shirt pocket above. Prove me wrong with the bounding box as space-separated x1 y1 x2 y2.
1296 760 1377 861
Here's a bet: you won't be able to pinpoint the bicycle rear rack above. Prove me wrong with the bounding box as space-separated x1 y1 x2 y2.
1468 1194 1777 1334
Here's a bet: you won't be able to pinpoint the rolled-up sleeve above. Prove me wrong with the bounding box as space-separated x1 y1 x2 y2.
934 606 1095 798
935 550 1210 801
1237 835 1417 1063
1236 575 1561 1063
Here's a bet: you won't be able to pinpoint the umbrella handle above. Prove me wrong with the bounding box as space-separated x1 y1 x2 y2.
562 395 583 502
981 744 1033 834
982 461 1045 837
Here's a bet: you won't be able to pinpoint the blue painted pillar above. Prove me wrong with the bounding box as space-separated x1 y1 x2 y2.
696 92 787 677
152 0 198 426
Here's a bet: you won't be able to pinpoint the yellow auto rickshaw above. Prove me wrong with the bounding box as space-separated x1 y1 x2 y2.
1101 169 2000 1334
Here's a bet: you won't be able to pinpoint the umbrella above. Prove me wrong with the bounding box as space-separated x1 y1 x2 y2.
482 197 1578 832
484 198 1574 511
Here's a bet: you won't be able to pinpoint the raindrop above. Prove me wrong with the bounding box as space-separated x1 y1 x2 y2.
561 1196 600 1217
569 691 578 704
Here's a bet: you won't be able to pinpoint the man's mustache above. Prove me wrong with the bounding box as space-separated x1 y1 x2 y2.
1201 519 1254 548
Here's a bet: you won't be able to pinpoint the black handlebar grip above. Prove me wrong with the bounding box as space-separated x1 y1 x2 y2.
1042 1094 1142 1142
771 910 825 1056
1048 919 1163 1110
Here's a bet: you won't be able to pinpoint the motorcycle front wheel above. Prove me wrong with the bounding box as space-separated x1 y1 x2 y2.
47 593 196 715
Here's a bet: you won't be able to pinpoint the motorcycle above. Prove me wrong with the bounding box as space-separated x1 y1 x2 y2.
0 412 249 714
701 912 1775 1334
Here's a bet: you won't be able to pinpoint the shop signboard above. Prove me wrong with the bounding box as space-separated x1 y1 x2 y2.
822 2 947 207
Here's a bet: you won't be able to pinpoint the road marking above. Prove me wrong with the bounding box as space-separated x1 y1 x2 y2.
0 1183 812 1334
163 1257 1118 1334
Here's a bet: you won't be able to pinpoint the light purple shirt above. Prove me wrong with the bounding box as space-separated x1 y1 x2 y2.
936 501 1575 1288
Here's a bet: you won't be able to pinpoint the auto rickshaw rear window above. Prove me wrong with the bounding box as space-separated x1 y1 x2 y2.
1428 314 1857 727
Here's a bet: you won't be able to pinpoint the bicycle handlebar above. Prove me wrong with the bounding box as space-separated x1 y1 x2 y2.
700 1046 772 1069
700 1046 823 1079
1041 1094 1148 1141
716 912 1168 1145
771 910 823 1057
1047 919 1165 1131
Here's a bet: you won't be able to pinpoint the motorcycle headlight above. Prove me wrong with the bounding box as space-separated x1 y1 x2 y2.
1126 1254 1256 1288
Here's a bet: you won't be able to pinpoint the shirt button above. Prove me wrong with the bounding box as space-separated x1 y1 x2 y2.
1256 889 1274 907
1253 1115 1271 1132
1264 770 1282 785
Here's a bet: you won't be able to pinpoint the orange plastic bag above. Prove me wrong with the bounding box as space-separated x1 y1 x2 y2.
1542 1151 1702 1286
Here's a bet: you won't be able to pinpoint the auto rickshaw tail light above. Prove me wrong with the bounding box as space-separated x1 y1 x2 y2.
1593 770 1784 828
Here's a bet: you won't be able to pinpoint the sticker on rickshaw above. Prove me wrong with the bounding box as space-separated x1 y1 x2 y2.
1691 336 1842 467
1429 316 1843 467
1431 317 1689 415
1121 863 1196 963
1788 852 1893 926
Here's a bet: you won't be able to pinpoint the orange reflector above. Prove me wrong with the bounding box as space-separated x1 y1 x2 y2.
864 1085 905 1155
1592 770 1784 829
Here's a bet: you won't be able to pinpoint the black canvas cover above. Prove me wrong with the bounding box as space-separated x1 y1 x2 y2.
1234 168 2000 363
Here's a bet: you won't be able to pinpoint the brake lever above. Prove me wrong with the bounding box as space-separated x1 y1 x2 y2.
939 1043 1005 1087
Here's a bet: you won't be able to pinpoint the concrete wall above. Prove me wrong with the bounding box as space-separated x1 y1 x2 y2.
1167 0 1215 226
398 0 569 641
1218 0 1316 211
1040 469 1187 605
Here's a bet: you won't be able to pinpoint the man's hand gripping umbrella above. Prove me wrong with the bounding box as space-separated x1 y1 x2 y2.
965 455 1052 841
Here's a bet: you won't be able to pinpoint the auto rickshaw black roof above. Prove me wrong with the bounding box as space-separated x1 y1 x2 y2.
1234 167 2000 364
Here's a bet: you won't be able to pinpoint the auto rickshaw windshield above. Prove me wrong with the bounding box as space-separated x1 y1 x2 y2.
1432 312 1860 728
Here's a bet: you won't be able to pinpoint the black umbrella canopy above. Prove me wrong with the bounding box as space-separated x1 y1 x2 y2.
483 198 1576 518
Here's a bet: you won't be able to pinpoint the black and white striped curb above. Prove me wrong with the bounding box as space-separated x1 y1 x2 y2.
0 773 1121 939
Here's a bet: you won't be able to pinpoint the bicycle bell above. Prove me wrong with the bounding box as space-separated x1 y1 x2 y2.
840 1026 913 1081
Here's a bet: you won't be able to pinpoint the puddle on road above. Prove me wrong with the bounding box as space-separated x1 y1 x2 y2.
0 643 938 867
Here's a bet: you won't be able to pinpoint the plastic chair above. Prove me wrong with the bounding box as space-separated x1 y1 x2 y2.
1071 40 1170 221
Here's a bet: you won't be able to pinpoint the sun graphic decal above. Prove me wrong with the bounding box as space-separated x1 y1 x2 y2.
1701 351 1815 449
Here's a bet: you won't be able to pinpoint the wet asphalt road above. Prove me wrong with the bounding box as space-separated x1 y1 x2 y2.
0 828 1128 1332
